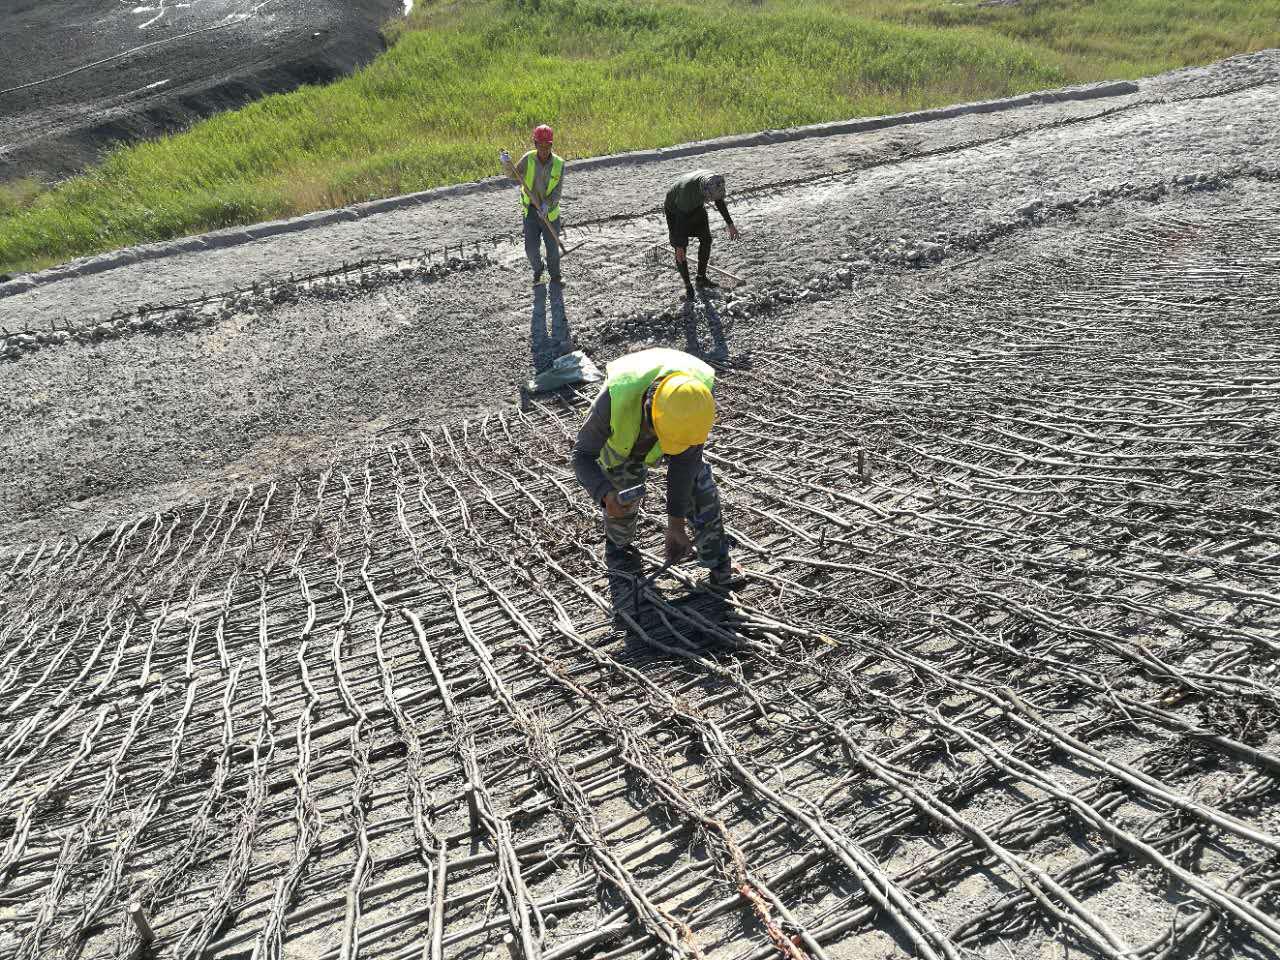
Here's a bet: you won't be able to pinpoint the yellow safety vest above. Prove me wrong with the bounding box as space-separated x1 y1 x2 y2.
522 154 563 222
598 348 715 470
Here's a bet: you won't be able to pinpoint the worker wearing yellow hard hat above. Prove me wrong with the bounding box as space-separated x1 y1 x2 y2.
572 347 741 586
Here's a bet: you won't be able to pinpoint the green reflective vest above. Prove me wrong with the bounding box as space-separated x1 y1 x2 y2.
521 153 563 222
598 348 715 470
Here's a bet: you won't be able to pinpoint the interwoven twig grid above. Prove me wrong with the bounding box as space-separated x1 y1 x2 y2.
2 210 1280 960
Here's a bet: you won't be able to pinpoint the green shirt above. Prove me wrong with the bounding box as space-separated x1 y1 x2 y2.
665 169 716 214
664 169 733 226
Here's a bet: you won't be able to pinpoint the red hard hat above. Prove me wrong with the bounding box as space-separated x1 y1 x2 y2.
532 125 554 144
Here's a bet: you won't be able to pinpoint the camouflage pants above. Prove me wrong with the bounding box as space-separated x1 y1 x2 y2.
602 461 731 569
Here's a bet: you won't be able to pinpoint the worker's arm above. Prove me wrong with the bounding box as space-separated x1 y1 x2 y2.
713 197 739 240
662 445 703 561
514 151 532 202
572 392 615 507
665 445 704 518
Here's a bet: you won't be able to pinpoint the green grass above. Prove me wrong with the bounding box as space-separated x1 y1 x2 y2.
0 178 45 222
2 0 1278 274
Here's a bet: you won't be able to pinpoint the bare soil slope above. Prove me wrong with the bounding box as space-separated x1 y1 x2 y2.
0 0 400 182
1 51 1276 546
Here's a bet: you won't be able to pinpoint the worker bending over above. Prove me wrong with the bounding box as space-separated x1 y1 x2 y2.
515 125 565 286
664 170 739 299
573 347 740 587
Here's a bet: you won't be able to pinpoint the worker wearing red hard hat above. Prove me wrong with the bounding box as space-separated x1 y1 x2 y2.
511 124 565 287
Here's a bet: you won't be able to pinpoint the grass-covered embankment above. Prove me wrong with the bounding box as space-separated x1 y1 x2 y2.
2 0 1278 275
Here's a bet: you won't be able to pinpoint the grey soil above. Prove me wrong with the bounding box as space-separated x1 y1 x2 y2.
1 50 1278 546
2 51 1279 960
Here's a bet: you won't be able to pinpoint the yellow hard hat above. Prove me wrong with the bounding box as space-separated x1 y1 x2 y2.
652 374 715 455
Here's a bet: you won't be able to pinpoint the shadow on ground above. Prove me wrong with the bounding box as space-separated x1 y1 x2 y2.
684 292 731 362
531 281 575 372
603 545 743 659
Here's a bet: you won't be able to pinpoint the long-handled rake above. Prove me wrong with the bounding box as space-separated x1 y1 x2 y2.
500 150 587 256
645 240 743 287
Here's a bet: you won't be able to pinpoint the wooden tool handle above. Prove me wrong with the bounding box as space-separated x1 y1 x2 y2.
501 151 568 254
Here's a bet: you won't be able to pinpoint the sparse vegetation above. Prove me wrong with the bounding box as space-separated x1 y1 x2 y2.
0 178 46 221
2 0 1277 273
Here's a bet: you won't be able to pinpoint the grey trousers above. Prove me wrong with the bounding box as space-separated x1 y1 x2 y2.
523 211 561 280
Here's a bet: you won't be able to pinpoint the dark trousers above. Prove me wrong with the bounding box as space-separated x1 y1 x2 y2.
665 206 712 286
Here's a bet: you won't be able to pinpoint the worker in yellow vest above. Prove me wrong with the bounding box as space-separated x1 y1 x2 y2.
514 125 565 287
573 347 742 587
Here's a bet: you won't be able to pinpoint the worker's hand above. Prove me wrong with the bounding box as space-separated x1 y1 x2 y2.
500 149 511 164
540 200 550 215
674 247 687 264
727 225 740 241
603 492 631 519
664 519 693 563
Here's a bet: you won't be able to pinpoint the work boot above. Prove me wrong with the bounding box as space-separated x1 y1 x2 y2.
708 559 746 590
695 275 719 290
605 540 641 573
683 283 696 300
